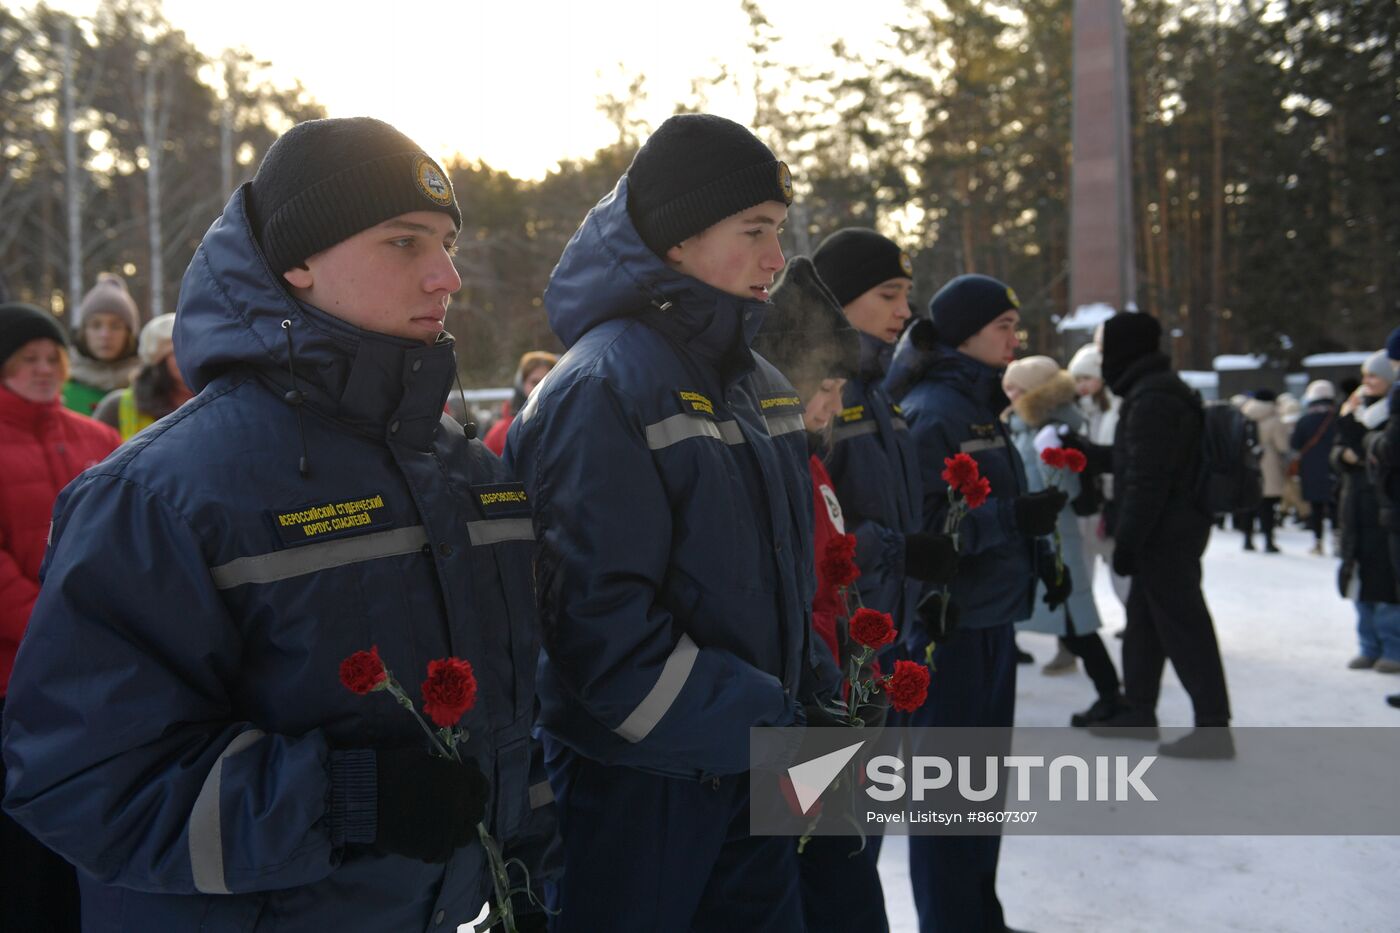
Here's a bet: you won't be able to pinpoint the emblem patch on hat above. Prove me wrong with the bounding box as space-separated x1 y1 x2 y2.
414 156 453 206
899 251 914 276
1006 286 1020 308
776 161 794 203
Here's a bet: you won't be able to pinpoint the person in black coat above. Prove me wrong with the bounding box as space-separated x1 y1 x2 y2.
1081 313 1233 758
1291 380 1338 555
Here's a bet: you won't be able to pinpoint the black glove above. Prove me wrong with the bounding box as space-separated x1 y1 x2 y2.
511 907 550 933
1338 560 1355 599
1013 489 1068 537
904 532 959 583
1111 546 1137 578
375 750 490 863
1059 430 1114 474
1042 564 1073 609
916 589 961 644
1070 480 1102 517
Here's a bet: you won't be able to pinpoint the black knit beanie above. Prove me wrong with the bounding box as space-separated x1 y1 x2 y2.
753 258 861 391
626 114 793 256
0 302 69 366
248 117 462 274
927 274 1020 348
810 228 913 307
1100 312 1163 388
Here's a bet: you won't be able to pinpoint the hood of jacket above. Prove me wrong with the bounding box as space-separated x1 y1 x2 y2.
543 176 770 381
173 185 458 451
1011 370 1078 429
887 317 1009 411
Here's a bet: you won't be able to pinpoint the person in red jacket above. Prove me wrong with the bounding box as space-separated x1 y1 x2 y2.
481 350 557 456
0 301 121 931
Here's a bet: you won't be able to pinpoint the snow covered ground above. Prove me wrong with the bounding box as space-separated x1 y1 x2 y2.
879 523 1400 933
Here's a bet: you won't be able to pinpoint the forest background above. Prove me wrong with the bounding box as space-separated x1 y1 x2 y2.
1 0 1393 385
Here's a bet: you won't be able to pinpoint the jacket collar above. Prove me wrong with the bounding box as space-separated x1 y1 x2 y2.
0 384 60 431
857 331 893 382
1111 351 1171 397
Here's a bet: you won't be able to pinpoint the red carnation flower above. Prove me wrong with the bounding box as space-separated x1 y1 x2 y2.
421 657 478 728
961 476 991 510
339 647 387 695
821 533 861 589
1040 447 1068 470
884 659 931 713
850 608 897 650
1062 448 1087 474
941 453 980 489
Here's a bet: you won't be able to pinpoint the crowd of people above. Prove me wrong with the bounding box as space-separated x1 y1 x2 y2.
0 112 1396 933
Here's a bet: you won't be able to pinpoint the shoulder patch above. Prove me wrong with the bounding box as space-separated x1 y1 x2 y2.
677 389 716 417
270 493 391 547
473 482 531 518
760 392 803 413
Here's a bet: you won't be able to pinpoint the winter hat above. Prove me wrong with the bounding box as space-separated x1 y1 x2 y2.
810 228 913 307
626 114 793 256
1100 312 1162 388
1252 388 1277 403
0 302 69 366
927 274 1020 349
516 350 558 382
1302 379 1335 404
1067 343 1102 380
248 117 461 275
138 313 178 366
1387 326 1400 362
76 272 140 333
1003 355 1061 394
1363 349 1396 385
753 257 861 390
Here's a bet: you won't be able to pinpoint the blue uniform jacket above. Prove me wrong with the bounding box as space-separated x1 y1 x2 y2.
1 187 554 932
885 323 1036 632
824 333 923 630
505 177 836 781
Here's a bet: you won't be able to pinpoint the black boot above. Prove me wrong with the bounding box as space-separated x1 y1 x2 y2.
1158 728 1236 760
1086 706 1160 740
1387 694 1400 709
1070 694 1124 727
1264 538 1280 554
1242 536 1255 551
1015 642 1035 665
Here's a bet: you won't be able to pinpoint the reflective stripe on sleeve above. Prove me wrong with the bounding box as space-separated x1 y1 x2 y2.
209 526 429 589
831 420 879 442
528 780 554 809
764 413 806 438
645 414 745 450
613 634 700 743
189 729 266 895
466 518 536 546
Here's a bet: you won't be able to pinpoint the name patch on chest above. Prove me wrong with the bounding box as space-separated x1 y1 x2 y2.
677 390 716 417
839 404 868 423
760 393 803 413
271 493 390 546
473 482 531 518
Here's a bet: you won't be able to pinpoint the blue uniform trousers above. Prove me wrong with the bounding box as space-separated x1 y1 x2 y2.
905 623 1017 933
543 738 805 933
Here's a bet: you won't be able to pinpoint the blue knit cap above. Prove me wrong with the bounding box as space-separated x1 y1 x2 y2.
927 274 1020 348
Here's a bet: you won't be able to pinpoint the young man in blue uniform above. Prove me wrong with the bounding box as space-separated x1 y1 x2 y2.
506 113 839 932
3 118 554 932
887 275 1068 933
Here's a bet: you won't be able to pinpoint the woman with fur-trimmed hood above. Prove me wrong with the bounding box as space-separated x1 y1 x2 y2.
1003 356 1123 726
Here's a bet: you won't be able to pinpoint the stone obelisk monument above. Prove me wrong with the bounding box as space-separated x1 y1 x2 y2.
1069 0 1135 318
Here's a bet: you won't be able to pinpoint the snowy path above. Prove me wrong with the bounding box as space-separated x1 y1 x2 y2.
879 523 1400 933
